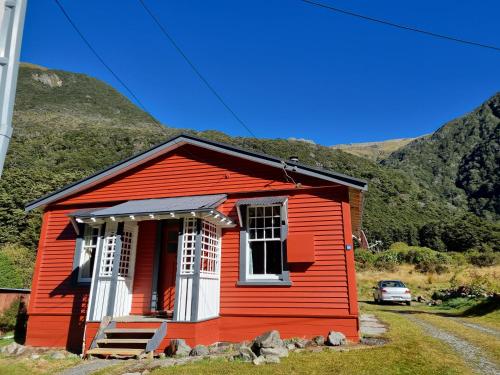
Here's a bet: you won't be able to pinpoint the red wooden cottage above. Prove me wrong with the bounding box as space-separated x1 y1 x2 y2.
24 134 367 356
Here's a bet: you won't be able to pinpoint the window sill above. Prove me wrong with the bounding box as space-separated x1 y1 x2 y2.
237 280 292 287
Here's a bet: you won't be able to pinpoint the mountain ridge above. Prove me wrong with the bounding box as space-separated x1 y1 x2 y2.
0 64 498 255
331 136 424 161
384 92 500 220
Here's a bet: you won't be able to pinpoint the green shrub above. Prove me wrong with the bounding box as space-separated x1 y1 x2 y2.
373 252 400 271
0 253 23 288
0 300 20 333
0 244 35 288
354 248 376 270
466 245 499 267
448 252 468 266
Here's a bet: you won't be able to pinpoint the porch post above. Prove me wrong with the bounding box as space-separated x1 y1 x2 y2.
190 219 202 322
150 220 165 312
106 222 124 317
87 223 106 321
173 218 184 320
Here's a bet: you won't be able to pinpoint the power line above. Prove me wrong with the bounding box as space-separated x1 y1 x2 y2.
137 0 257 138
300 0 500 53
53 0 162 127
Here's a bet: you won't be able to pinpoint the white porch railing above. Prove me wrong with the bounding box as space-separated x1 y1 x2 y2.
175 218 221 321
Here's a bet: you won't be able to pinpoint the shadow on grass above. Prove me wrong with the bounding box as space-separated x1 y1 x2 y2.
459 297 500 317
375 297 500 318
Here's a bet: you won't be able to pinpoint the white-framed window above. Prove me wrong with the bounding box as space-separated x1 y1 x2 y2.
78 225 101 282
246 205 283 279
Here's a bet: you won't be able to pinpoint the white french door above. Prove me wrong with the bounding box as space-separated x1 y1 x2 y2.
89 221 138 321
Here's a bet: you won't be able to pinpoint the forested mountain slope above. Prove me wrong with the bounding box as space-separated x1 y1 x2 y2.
0 64 497 261
384 93 500 220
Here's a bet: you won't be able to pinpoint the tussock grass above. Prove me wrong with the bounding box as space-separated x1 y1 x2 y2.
356 264 500 301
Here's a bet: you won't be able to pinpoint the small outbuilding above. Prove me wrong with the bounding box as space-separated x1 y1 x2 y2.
24 134 367 355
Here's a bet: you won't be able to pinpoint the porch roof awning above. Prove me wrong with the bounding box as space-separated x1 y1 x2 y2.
236 196 288 207
69 194 236 227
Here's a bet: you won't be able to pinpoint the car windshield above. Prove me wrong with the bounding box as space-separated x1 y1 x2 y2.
380 281 406 288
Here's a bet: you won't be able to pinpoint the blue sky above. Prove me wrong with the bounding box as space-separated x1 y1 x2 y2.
20 0 500 145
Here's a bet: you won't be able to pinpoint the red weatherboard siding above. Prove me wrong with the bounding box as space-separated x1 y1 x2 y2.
27 144 359 351
26 208 91 352
217 190 352 317
130 221 156 315
58 145 320 205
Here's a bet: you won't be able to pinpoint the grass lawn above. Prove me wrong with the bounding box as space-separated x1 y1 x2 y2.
28 302 477 375
1 264 497 375
135 302 472 375
0 354 81 375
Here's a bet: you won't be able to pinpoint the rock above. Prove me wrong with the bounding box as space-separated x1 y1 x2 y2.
253 330 282 349
167 339 191 357
326 331 346 346
2 342 24 355
30 354 41 360
158 353 166 359
252 355 266 366
264 355 280 364
51 351 66 360
208 342 233 354
31 72 63 87
286 343 296 351
294 338 309 348
190 345 209 357
237 346 257 362
260 347 288 358
312 335 325 346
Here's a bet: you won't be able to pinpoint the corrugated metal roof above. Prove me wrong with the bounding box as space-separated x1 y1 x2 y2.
73 194 227 218
25 134 368 212
236 196 288 206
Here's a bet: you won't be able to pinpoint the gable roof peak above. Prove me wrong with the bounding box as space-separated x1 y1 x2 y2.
25 133 367 212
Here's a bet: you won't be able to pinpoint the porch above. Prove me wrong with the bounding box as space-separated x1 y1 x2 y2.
70 194 235 356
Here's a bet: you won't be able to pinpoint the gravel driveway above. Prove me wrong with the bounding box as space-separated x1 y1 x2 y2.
404 314 499 375
451 319 500 339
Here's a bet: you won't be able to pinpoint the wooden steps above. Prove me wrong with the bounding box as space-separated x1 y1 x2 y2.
96 338 150 345
86 348 144 357
87 320 167 359
104 328 157 334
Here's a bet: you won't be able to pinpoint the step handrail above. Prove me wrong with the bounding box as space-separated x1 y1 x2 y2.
146 321 167 353
90 316 116 350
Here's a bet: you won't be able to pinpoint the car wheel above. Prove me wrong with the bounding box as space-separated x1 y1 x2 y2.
406 301 411 306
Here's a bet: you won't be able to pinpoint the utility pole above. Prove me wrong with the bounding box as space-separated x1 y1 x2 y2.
0 0 27 177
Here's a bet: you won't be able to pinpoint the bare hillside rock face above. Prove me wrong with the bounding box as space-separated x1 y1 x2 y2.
31 72 63 88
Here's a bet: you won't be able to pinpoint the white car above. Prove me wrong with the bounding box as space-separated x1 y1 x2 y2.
373 280 411 305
